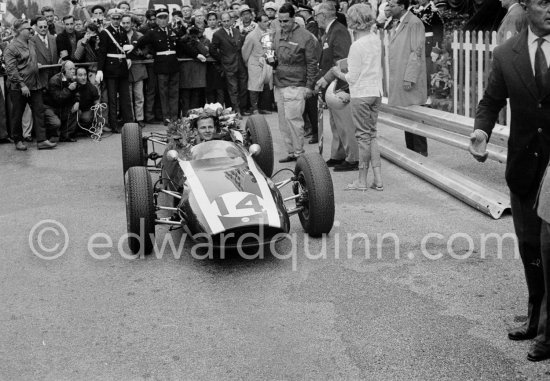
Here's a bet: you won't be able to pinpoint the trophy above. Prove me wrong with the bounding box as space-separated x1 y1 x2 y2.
260 31 275 64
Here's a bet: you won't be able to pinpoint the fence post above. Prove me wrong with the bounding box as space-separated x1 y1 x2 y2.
452 30 458 114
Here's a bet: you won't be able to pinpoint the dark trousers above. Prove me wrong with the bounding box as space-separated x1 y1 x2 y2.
9 89 46 143
304 95 318 136
179 88 204 116
157 72 179 120
0 78 9 139
144 64 161 121
106 77 132 130
225 67 247 113
511 190 547 338
44 104 77 139
405 132 428 156
206 88 225 105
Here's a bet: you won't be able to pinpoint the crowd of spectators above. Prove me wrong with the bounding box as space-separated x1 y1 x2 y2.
0 0 443 161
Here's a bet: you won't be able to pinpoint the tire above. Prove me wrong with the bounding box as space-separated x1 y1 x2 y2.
294 152 335 237
245 114 274 177
122 123 147 174
125 166 156 255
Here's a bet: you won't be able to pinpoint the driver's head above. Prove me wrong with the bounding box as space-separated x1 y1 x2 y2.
196 117 216 141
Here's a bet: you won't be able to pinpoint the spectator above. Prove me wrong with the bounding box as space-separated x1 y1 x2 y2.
57 15 83 61
41 6 63 36
75 66 100 129
5 19 56 151
241 12 273 114
387 0 428 156
43 60 79 142
135 8 184 124
211 12 250 117
75 19 84 34
179 26 208 115
236 5 257 36
193 9 207 29
204 11 220 41
117 1 131 12
96 8 133 132
32 16 58 90
74 22 100 63
315 2 358 172
271 3 319 163
122 14 148 127
203 12 226 105
172 10 187 32
329 3 384 191
90 5 106 30
139 9 157 34
496 0 527 44
298 4 319 37
182 5 194 25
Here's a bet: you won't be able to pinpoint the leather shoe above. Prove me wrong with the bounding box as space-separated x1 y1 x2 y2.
49 136 59 143
334 161 359 172
508 325 537 341
326 158 344 167
309 135 318 144
15 141 27 151
528 342 550 362
278 155 297 163
37 140 57 150
138 120 146 128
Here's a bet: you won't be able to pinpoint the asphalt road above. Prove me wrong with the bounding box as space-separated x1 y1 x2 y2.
1 112 550 380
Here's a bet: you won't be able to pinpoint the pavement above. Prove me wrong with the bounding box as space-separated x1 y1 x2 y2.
1 112 550 380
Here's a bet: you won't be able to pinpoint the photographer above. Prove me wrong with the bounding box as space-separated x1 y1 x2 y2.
75 66 100 128
43 60 79 142
74 22 100 62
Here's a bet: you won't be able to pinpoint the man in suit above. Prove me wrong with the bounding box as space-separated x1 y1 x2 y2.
469 0 550 361
32 16 58 91
387 0 428 156
496 0 527 44
96 8 133 133
56 15 83 61
211 12 250 117
314 2 359 172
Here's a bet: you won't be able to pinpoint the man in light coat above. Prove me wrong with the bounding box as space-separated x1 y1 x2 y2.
496 0 527 44
242 13 273 114
387 0 428 156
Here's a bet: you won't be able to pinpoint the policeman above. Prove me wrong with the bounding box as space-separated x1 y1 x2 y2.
411 0 444 101
298 4 319 39
96 8 133 133
136 8 204 124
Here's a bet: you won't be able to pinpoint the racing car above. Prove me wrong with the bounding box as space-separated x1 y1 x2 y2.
121 105 335 254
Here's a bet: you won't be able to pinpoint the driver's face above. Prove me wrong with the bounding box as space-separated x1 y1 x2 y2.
197 118 215 141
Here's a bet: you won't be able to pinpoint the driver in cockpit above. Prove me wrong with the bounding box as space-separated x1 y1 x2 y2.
196 116 216 142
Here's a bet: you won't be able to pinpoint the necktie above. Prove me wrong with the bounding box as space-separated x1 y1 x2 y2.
228 28 233 38
43 36 48 48
535 37 548 95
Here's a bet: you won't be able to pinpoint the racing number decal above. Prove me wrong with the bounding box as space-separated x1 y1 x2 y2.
213 192 266 218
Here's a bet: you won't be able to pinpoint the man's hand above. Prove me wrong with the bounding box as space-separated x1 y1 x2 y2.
60 50 69 59
72 102 79 113
123 44 134 54
468 129 489 162
197 54 206 62
304 88 315 99
315 77 328 92
68 81 77 91
95 70 103 83
21 86 30 97
403 80 413 91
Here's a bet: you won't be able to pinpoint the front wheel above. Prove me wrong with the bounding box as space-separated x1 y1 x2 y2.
294 152 335 237
125 166 156 255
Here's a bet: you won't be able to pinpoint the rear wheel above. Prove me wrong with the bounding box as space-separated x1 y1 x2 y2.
125 166 156 255
122 123 147 174
245 115 274 177
294 152 335 237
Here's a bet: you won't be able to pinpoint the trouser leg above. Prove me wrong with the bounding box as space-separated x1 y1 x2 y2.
29 90 46 142
304 95 318 136
249 91 259 112
107 78 118 129
225 72 239 112
44 104 61 139
157 74 169 120
330 104 358 162
9 90 26 143
22 104 33 138
282 87 306 156
144 65 157 120
274 86 294 155
168 72 179 120
238 66 248 111
118 77 132 124
329 110 345 161
0 77 9 139
511 190 545 335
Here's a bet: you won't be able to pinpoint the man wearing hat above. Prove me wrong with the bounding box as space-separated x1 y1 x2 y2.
264 2 281 31
235 5 257 36
96 8 133 132
136 8 204 124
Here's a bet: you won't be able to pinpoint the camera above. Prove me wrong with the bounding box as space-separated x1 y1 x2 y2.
71 0 78 5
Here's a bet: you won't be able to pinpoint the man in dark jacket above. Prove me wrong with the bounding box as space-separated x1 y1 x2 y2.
469 0 550 361
44 60 79 142
272 3 319 163
211 12 250 117
56 15 83 61
96 8 133 132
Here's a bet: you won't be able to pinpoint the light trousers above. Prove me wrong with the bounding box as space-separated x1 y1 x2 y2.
274 86 307 157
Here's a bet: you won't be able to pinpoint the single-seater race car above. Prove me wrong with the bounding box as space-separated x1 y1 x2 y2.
121 104 335 255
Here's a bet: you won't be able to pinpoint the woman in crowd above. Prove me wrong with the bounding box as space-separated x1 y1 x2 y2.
74 21 100 63
330 3 384 191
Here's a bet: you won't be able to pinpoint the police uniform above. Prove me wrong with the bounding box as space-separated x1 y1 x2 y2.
411 1 444 95
136 8 182 122
97 11 133 132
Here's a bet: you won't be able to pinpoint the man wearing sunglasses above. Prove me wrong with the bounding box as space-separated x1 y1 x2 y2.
4 19 56 151
31 16 58 100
